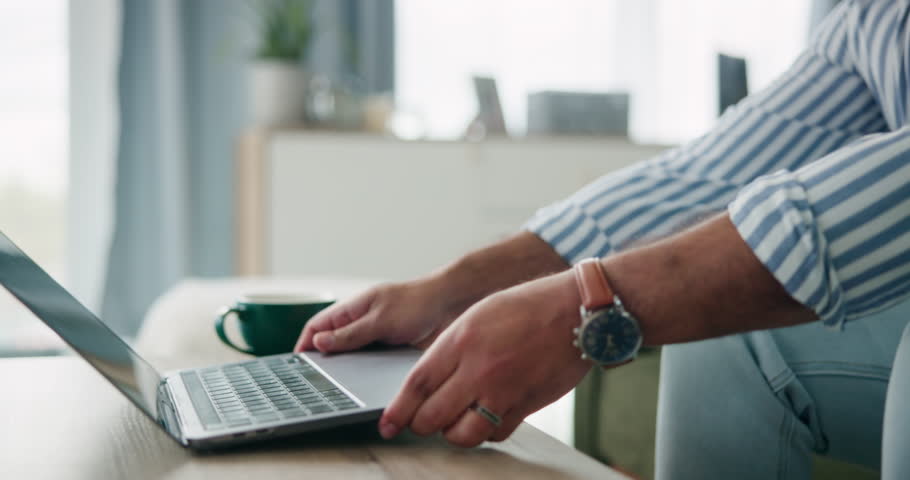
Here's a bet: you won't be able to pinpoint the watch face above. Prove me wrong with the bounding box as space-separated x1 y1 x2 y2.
581 307 641 364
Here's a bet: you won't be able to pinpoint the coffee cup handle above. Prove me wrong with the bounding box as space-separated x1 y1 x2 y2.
215 306 256 355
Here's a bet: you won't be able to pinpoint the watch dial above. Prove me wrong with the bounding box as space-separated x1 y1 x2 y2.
583 309 640 363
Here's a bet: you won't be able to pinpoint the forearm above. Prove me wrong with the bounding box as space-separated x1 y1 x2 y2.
428 231 569 317
602 213 817 346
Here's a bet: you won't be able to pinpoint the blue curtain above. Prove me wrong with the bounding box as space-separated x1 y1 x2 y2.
310 0 396 93
102 0 394 335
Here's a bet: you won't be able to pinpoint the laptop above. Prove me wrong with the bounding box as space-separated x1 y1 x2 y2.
0 230 422 449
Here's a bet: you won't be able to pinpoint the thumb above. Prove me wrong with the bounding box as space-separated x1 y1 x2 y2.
296 289 378 352
314 313 378 352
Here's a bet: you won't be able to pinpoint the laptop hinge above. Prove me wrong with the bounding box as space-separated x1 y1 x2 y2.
157 381 187 445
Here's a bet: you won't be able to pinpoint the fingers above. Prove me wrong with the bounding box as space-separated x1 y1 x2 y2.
488 411 525 442
313 313 379 352
379 338 459 439
443 399 510 448
408 365 475 436
294 290 375 352
487 387 555 442
294 304 349 352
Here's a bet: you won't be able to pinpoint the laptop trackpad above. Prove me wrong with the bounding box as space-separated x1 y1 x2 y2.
300 347 422 409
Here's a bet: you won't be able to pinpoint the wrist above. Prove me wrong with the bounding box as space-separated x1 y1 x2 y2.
570 258 643 366
428 231 570 319
599 251 660 346
597 214 816 347
555 268 584 326
428 253 497 319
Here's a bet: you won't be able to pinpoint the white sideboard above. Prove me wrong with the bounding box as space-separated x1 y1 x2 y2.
235 131 669 280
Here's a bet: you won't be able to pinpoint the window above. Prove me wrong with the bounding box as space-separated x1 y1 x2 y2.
396 0 810 144
396 0 616 140
0 2 68 355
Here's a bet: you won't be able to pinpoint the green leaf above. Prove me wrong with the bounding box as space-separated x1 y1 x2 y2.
250 0 313 61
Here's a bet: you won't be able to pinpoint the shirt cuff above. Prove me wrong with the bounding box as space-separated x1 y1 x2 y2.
523 201 613 266
728 170 847 329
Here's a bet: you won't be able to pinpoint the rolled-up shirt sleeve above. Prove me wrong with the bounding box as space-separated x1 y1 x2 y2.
524 0 910 326
730 128 910 328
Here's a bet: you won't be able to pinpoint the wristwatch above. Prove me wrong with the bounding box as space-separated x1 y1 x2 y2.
571 257 642 367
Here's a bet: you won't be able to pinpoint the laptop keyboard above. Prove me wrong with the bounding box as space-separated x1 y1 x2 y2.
181 355 359 431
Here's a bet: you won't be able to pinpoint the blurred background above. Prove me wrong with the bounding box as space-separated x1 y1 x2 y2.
0 0 826 353
2 1 866 478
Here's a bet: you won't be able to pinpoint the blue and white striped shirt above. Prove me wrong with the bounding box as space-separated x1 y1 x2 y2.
525 0 910 329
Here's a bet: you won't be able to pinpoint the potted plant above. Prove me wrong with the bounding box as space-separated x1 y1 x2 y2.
249 0 313 126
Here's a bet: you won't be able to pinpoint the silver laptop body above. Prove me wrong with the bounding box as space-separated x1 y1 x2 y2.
0 230 421 449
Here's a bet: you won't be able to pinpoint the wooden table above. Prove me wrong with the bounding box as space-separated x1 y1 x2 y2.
0 277 626 479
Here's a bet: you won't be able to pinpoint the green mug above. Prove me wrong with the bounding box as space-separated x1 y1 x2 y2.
215 293 335 356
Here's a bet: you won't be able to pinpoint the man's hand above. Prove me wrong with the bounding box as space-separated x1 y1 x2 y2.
373 214 819 448
377 269 591 447
294 231 569 354
295 278 458 352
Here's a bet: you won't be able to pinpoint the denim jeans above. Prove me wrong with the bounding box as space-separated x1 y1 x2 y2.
655 300 910 479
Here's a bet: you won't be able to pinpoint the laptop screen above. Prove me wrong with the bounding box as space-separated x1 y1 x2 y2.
0 231 163 425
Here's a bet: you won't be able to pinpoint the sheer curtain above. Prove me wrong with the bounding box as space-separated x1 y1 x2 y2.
100 0 249 335
606 0 812 144
68 0 118 315
396 0 814 144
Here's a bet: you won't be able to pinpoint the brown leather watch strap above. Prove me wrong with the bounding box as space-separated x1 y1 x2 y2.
573 258 614 310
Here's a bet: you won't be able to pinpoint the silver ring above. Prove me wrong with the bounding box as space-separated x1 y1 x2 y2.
470 402 502 426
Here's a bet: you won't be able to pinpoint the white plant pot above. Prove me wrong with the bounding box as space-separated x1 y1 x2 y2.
249 61 308 127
